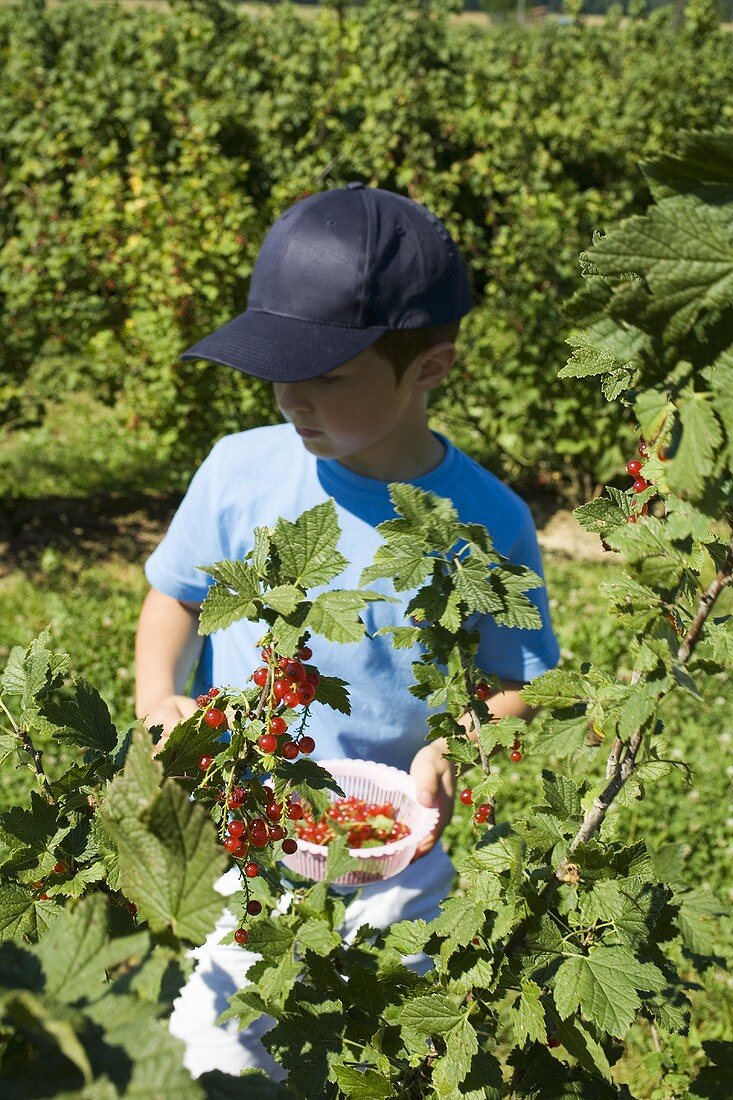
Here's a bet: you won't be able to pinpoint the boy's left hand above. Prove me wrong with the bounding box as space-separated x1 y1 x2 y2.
409 738 455 861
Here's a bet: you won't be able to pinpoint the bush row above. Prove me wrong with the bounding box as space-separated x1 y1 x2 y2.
1 0 732 498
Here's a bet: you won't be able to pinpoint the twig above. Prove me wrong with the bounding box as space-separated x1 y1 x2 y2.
0 697 58 807
677 537 733 664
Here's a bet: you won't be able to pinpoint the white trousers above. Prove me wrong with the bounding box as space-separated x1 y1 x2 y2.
169 843 455 1080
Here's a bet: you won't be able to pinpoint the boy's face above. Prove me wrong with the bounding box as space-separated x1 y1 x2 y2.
273 345 449 469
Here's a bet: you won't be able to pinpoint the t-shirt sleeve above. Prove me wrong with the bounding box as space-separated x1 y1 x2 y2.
144 440 229 604
470 506 560 683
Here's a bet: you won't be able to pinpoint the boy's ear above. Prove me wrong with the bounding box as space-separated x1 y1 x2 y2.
413 342 457 391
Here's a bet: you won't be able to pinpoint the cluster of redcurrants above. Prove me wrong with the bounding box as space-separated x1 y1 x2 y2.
250 645 320 758
459 788 494 826
32 860 70 901
626 438 661 522
294 796 411 849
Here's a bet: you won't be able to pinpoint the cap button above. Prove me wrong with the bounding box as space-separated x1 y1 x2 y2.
346 181 365 190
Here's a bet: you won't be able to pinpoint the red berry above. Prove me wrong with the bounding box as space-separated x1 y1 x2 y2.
459 788 473 806
247 899 262 916
52 861 67 875
288 803 304 820
281 740 299 760
632 477 648 494
638 439 648 456
198 754 214 770
270 715 287 736
269 825 286 841
128 902 137 915
474 682 491 701
208 687 220 697
227 819 246 838
282 660 306 683
626 458 642 477
228 786 246 807
258 733 278 754
281 838 298 855
234 927 249 945
224 836 244 854
203 708 226 729
298 735 315 754
39 893 51 901
510 749 523 763
260 647 272 662
306 669 321 688
283 691 301 709
296 683 316 706
547 1036 561 1048
196 694 209 707
244 862 259 878
266 802 283 821
273 679 289 701
253 667 268 687
298 646 312 661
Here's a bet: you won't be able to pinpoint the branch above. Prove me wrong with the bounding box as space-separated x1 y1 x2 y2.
0 697 58 807
677 537 733 664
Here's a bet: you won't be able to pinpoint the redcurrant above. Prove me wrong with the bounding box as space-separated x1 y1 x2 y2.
288 803 304 820
208 687 220 697
296 683 316 707
253 667 268 687
510 749 523 763
234 928 249 945
247 899 262 916
281 838 298 855
298 645 312 661
283 690 301 709
281 741 299 760
266 802 283 821
258 733 278 754
52 861 67 875
227 819 245 838
298 735 316 754
270 715 287 736
626 458 642 477
203 708 226 729
632 477 648 494
244 862 259 878
198 754 214 771
474 682 491 701
459 788 473 806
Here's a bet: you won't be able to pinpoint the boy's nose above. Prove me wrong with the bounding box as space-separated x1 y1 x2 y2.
274 382 312 414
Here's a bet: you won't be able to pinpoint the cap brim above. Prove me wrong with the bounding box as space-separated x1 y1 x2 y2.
179 310 390 382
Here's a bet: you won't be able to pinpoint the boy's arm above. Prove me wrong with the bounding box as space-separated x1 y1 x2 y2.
410 681 537 861
135 587 204 748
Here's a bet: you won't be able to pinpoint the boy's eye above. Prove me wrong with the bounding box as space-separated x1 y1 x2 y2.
318 375 340 385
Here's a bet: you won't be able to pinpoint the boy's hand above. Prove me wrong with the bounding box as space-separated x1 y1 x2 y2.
409 738 455 862
142 695 199 755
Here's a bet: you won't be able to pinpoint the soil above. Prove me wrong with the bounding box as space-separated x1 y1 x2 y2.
0 488 613 580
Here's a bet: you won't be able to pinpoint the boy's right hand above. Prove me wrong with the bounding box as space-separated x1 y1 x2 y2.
142 695 199 755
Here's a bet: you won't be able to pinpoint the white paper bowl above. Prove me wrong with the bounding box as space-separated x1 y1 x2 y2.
280 758 439 886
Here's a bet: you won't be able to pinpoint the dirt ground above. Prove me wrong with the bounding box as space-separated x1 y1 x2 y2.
0 489 613 581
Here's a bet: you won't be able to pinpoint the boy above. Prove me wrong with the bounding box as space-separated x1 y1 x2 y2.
135 182 560 1078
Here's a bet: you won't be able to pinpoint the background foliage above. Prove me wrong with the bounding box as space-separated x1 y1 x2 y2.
2 0 733 499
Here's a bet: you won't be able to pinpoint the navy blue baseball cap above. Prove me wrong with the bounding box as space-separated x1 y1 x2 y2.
179 181 473 382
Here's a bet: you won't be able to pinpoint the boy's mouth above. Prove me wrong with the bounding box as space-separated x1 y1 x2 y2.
295 426 323 439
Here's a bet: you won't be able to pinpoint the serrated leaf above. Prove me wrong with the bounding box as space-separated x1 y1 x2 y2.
1 630 70 712
297 917 341 957
667 390 723 496
198 560 263 633
332 1064 396 1099
324 834 361 882
510 979 546 1046
312 675 350 715
273 501 347 587
38 679 117 755
553 946 665 1037
100 731 227 943
573 497 626 535
521 670 590 709
550 1013 613 1082
399 993 466 1036
384 918 430 957
35 894 148 1004
156 713 223 787
542 771 585 821
360 535 433 591
560 334 635 378
261 584 302 617
0 883 39 942
432 1016 479 1092
307 590 375 643
674 887 723 955
2 988 93 1083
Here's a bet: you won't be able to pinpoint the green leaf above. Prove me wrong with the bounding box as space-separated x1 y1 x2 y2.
510 979 546 1047
156 714 223 787
332 1064 396 1099
324 834 361 882
306 590 376 644
1 630 70 712
311 675 350 715
198 560 262 633
297 917 341 957
262 584 302 617
38 679 117 756
573 496 626 535
100 731 227 943
667 389 723 496
542 771 585 821
399 993 466 1036
432 1017 479 1093
559 333 636 378
273 501 348 587
384 919 430 957
521 670 590 709
553 946 666 1037
0 883 41 943
2 988 93 1083
360 535 433 591
674 887 723 955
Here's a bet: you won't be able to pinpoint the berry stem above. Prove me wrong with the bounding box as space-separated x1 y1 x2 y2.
0 697 58 806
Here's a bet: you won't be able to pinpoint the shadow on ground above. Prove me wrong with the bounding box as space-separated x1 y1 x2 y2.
0 492 184 578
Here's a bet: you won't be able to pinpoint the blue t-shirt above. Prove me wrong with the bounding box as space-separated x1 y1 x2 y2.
144 424 560 771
